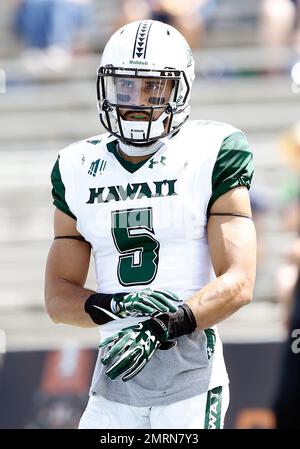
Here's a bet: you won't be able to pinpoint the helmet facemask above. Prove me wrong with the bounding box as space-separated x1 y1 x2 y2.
97 66 191 145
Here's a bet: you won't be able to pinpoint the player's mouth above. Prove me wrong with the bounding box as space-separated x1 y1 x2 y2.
123 111 150 121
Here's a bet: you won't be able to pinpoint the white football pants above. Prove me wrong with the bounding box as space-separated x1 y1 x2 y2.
78 385 229 429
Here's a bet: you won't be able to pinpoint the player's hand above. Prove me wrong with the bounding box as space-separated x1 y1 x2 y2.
112 288 180 317
99 315 174 381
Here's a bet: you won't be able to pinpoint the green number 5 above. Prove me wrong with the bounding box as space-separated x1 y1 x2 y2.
111 208 160 286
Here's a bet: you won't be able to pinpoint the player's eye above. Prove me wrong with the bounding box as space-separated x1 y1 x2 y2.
119 79 134 89
145 82 160 92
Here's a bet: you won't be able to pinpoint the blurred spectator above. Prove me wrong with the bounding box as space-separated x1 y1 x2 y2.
272 122 300 429
22 348 94 429
14 0 92 75
114 0 219 48
259 0 300 52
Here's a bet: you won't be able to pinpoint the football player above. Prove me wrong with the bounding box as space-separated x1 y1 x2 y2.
45 20 256 429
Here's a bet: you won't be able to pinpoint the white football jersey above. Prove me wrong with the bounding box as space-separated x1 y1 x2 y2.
51 120 253 405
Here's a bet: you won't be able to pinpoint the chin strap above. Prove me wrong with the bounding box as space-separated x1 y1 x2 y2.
118 139 165 157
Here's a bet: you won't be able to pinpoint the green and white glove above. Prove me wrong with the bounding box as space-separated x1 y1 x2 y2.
99 315 172 382
111 288 180 318
100 303 197 382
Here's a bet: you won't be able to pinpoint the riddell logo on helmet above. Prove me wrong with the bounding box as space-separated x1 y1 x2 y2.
129 59 148 65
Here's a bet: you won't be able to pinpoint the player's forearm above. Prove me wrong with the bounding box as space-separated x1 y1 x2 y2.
45 278 97 327
186 271 253 330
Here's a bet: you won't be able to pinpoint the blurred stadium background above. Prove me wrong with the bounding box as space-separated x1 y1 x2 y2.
0 0 299 429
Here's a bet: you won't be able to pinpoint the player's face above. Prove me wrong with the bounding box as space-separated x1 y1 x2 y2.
107 77 174 121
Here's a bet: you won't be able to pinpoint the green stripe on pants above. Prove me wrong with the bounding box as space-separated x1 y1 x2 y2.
204 386 223 429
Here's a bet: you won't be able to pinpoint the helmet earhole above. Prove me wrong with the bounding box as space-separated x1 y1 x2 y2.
166 104 176 114
102 100 112 112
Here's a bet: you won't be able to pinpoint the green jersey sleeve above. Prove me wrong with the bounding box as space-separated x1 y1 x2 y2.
208 131 254 211
51 157 76 220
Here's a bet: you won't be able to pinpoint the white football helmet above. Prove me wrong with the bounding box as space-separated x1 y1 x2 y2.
97 20 195 146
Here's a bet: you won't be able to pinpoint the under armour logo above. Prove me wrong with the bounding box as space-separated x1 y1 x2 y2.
207 347 213 359
149 156 166 169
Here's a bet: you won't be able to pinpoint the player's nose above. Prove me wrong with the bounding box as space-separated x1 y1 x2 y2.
131 91 148 106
